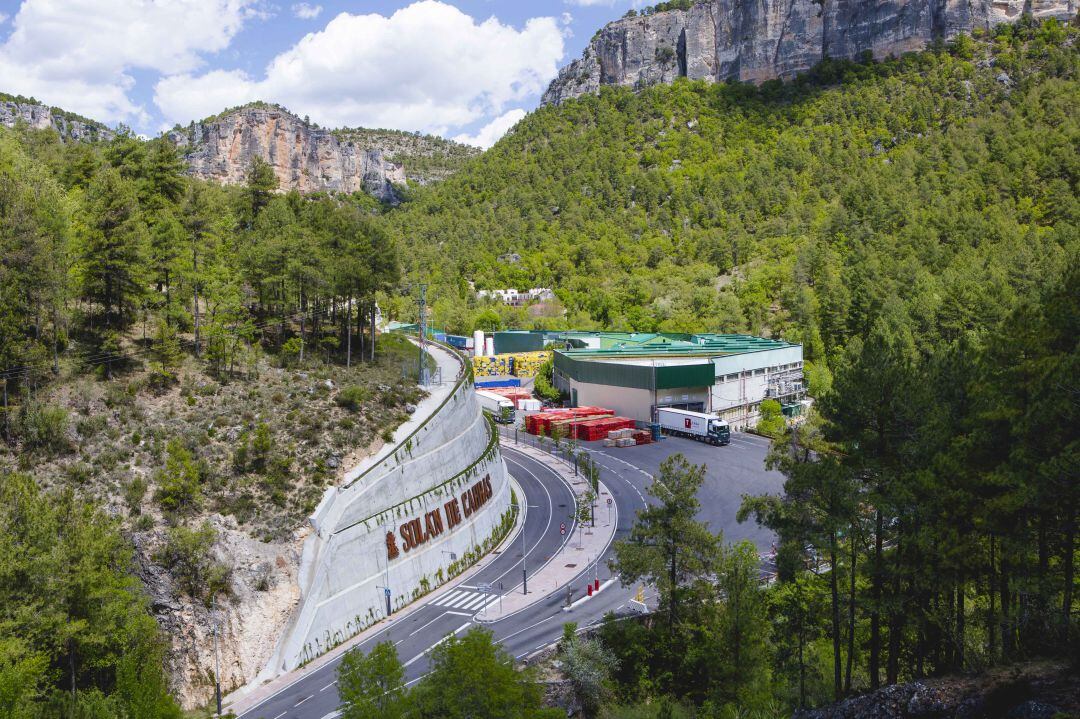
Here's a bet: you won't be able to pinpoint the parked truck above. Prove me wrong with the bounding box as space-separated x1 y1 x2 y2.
475 389 516 424
656 407 730 446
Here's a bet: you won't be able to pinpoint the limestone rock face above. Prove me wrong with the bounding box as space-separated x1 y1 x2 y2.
542 0 1075 104
168 106 408 203
0 98 114 142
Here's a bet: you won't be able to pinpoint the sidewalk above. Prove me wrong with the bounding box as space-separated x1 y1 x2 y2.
476 437 618 623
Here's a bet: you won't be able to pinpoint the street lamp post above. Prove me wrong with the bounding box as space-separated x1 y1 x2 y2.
511 502 529 594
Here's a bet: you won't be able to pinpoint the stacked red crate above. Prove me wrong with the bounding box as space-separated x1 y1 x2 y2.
524 407 616 435
575 417 635 441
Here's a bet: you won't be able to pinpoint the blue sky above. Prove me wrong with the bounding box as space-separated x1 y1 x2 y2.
0 0 642 146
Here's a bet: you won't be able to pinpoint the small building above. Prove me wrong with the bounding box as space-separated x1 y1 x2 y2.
550 333 805 431
476 287 555 307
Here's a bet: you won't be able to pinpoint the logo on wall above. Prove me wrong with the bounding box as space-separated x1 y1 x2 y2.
385 475 495 559
684 418 692 429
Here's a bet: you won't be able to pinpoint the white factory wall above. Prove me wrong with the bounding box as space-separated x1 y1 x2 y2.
712 346 803 377
566 379 653 421
272 378 511 673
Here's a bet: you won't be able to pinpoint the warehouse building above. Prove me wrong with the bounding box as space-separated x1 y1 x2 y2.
548 333 805 430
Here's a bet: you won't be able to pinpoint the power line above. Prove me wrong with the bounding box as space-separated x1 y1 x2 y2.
0 302 347 384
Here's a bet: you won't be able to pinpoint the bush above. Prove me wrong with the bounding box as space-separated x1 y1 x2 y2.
124 476 148 515
249 422 273 472
335 385 371 411
155 440 202 515
19 403 70 455
755 399 786 437
157 521 231 602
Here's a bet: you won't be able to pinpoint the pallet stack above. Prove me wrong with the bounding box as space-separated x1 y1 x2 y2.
473 354 512 377
575 416 635 441
506 351 551 378
603 427 652 447
486 387 532 408
524 407 616 436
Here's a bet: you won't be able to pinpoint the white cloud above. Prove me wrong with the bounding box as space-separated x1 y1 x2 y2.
453 108 525 149
291 3 322 20
154 1 565 138
0 0 266 125
0 13 9 24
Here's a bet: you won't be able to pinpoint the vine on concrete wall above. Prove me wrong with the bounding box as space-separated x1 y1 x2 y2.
294 483 515 669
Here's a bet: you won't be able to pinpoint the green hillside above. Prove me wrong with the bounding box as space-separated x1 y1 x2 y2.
391 19 1077 365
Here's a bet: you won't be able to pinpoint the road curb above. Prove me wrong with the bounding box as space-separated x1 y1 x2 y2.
475 442 618 625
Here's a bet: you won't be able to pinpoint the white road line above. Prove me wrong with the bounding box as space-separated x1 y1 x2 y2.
295 695 312 706
408 614 448 638
444 610 472 617
273 712 286 719
444 592 478 608
436 589 467 606
459 594 488 610
496 454 566 590
321 680 336 691
403 622 471 667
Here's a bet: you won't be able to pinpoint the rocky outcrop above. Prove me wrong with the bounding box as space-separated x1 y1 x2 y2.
134 516 303 710
168 105 409 203
542 0 1076 104
0 96 114 142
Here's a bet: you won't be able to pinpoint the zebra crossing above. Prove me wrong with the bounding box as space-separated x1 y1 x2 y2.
430 587 501 613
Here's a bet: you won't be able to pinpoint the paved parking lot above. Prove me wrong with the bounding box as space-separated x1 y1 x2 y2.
576 432 784 551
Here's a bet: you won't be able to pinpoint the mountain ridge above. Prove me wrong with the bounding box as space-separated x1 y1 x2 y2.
543 0 1076 104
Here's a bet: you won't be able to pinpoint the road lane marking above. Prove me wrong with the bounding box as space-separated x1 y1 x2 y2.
408 614 449 637
273 713 286 719
403 622 471 668
296 694 312 706
321 680 336 691
498 452 572 590
459 594 489 610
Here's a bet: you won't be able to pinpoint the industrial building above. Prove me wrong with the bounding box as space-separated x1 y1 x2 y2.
530 332 806 431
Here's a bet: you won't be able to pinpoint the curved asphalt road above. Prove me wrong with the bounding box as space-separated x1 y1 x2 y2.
238 444 644 719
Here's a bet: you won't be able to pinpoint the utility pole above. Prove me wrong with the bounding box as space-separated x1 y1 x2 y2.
416 283 429 385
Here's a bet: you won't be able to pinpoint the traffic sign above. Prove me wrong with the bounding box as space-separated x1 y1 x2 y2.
384 588 391 599
606 497 612 506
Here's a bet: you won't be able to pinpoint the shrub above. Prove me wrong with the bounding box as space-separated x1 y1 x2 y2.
249 422 273 472
157 521 231 602
19 403 70 455
755 399 786 437
334 385 371 411
155 440 202 515
124 476 148 515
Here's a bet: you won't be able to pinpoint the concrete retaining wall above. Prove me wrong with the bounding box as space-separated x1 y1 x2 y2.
269 347 512 672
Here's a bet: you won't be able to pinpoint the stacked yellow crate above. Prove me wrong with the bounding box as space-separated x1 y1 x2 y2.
508 351 551 378
472 354 513 377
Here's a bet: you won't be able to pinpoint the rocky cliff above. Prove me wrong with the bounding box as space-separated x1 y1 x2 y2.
543 0 1076 103
0 94 114 142
168 104 478 203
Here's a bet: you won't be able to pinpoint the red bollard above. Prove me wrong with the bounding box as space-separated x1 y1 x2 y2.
587 583 593 597
594 578 600 592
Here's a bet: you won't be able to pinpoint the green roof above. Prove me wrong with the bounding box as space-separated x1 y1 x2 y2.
556 333 797 360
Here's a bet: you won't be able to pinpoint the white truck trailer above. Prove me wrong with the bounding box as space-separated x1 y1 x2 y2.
475 389 516 424
656 407 730 446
